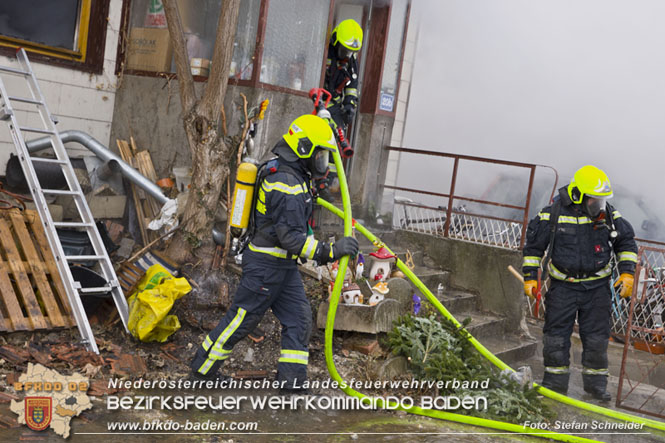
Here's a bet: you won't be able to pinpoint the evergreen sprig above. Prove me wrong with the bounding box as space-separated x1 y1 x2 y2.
388 314 554 424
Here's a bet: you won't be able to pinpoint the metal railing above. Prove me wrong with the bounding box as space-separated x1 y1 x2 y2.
385 147 558 250
616 245 665 419
526 238 665 334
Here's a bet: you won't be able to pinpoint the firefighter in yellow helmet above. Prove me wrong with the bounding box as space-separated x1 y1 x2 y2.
522 165 637 401
317 19 363 199
325 19 363 129
191 115 358 393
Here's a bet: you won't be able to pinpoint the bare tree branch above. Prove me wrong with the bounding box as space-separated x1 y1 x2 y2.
163 0 196 113
198 0 241 121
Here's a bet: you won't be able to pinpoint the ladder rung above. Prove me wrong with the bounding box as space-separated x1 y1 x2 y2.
53 221 93 228
79 286 112 294
30 157 67 165
42 189 78 196
0 66 29 76
65 255 105 261
9 96 43 105
19 126 55 135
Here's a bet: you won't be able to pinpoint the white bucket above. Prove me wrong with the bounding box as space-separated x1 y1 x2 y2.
173 166 192 192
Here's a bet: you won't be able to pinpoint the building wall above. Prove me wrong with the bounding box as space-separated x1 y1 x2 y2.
381 9 420 215
109 75 315 178
0 1 123 174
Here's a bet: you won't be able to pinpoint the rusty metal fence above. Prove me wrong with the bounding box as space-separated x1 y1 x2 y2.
526 239 665 333
386 147 558 250
616 245 665 419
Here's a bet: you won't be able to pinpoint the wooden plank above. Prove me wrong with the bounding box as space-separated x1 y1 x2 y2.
25 210 76 327
117 139 148 245
0 253 29 331
7 210 65 327
0 219 47 329
134 148 160 240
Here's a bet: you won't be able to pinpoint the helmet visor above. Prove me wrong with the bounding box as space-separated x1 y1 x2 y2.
584 196 607 218
312 148 330 176
337 45 355 60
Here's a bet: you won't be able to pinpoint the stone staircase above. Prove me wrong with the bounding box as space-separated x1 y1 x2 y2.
316 227 537 366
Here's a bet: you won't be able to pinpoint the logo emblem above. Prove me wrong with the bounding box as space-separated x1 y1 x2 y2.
25 397 52 432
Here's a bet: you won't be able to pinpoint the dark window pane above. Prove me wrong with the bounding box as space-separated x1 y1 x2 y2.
0 0 81 51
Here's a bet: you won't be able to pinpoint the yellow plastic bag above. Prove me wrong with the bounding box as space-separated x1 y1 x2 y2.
127 264 191 342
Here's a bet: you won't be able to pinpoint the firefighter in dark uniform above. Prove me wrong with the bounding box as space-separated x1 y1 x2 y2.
316 19 363 199
191 115 359 392
325 19 363 131
522 165 637 401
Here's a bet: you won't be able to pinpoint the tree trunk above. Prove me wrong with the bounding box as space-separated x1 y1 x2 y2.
166 114 230 264
162 0 240 264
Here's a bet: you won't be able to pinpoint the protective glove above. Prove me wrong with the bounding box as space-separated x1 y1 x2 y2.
332 236 359 261
614 273 634 298
342 105 356 125
524 280 538 299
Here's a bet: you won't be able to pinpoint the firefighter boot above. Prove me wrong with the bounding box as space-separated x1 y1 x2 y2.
541 371 569 395
583 374 611 401
542 334 570 394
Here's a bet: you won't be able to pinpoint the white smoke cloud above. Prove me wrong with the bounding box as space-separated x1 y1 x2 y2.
403 0 665 241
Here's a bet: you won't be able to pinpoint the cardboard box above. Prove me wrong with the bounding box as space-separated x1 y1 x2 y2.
126 27 173 72
190 58 210 69
190 67 209 77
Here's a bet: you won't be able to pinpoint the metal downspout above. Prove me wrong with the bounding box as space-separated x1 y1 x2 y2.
25 130 168 205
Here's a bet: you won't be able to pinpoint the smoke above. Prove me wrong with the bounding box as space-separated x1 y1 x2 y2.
402 0 665 240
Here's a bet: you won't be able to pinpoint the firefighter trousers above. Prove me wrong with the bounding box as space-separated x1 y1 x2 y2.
542 280 611 393
191 251 312 389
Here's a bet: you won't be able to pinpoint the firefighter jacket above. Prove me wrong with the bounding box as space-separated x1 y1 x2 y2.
248 151 333 267
522 187 638 286
324 41 359 112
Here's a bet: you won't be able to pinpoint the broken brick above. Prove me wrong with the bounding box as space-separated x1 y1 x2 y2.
0 414 19 428
51 344 104 368
343 337 380 356
28 343 52 366
0 392 19 403
109 354 147 378
104 220 125 244
0 346 30 365
88 379 120 397
6 373 18 386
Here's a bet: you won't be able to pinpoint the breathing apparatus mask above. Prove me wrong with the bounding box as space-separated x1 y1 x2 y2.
583 195 607 218
337 44 354 61
307 147 330 178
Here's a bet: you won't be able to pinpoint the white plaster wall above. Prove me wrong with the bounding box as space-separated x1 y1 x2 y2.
0 0 123 174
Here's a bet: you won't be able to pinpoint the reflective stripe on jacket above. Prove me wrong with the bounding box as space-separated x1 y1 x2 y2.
522 188 637 282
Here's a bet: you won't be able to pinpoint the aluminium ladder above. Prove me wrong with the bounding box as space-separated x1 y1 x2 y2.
0 49 128 353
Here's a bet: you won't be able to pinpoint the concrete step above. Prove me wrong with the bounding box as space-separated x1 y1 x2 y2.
412 266 449 291
437 290 478 314
481 334 538 366
456 311 508 341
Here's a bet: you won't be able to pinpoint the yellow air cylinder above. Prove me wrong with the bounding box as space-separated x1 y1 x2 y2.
230 162 258 237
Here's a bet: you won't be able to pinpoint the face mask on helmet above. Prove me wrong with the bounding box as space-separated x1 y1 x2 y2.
583 196 607 218
308 148 330 177
336 44 354 60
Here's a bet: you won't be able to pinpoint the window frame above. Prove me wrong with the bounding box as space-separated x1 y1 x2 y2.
360 0 410 117
116 0 412 110
116 0 332 97
0 0 110 74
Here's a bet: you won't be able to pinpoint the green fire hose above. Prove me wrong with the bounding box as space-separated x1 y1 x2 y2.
318 196 665 435
317 150 611 442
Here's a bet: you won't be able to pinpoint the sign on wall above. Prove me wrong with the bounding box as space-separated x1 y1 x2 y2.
379 92 394 112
